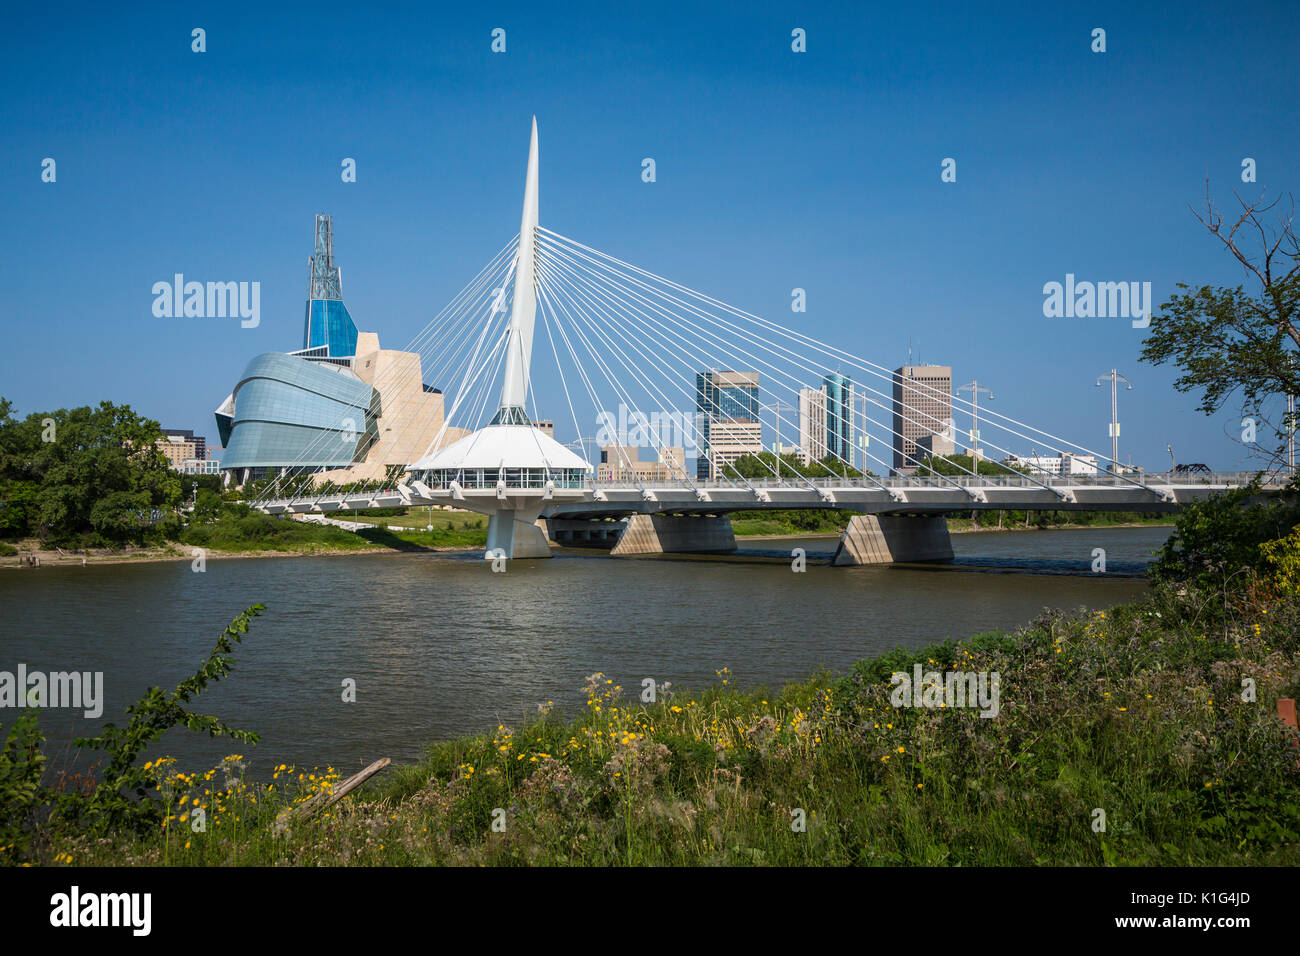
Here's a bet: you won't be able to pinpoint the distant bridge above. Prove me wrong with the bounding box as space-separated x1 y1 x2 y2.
257 471 1263 564
249 119 1275 563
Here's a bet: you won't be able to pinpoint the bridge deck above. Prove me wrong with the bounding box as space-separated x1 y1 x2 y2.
255 473 1261 518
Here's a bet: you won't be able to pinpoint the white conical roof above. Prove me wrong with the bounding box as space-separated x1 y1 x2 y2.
410 424 590 472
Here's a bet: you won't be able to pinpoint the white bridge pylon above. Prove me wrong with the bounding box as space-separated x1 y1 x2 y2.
406 116 592 559
252 118 1258 559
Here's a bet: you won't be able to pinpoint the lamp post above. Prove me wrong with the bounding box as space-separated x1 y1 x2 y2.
957 381 994 464
770 402 796 453
1095 370 1132 473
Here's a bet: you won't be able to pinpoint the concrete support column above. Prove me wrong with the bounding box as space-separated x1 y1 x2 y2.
485 510 552 559
832 515 954 565
611 515 737 555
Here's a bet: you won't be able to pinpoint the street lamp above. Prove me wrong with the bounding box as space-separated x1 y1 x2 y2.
1095 370 1133 472
957 381 994 463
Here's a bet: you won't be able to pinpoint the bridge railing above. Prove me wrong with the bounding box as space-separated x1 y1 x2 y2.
252 470 1265 510
585 472 1256 491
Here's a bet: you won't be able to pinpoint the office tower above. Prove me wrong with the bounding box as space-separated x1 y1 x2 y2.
798 387 827 465
892 365 953 474
695 370 761 480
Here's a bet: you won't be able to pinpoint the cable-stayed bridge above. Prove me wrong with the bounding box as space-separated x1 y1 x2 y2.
252 118 1261 563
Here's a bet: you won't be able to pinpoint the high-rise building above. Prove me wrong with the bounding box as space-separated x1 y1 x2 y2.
892 365 953 474
695 370 761 480
824 373 854 466
797 387 827 465
798 375 854 467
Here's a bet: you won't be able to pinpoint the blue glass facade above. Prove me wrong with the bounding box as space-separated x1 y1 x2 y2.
217 215 379 476
696 372 760 422
303 298 359 358
220 352 378 470
824 373 853 465
299 214 358 358
695 371 761 480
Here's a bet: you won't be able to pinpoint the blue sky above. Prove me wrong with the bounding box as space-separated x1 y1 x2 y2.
3 0 1297 470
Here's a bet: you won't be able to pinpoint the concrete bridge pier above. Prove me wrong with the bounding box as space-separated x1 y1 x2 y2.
548 515 737 555
613 515 737 555
485 509 553 559
832 515 954 565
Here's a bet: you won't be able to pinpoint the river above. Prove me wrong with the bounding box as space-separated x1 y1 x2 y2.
0 526 1170 777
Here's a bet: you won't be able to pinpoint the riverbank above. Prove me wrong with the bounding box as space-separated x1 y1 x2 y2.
2 515 1178 567
19 576 1300 867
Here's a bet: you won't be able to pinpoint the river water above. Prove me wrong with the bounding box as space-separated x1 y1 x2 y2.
0 526 1169 777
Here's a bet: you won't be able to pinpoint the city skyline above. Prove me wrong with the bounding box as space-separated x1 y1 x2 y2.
4 1 1298 471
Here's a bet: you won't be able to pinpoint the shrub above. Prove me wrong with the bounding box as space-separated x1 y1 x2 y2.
1261 524 1300 596
0 715 47 859
66 605 264 833
1150 486 1300 593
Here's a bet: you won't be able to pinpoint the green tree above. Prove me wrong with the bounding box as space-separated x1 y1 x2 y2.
0 398 182 545
1139 187 1300 473
720 451 868 481
916 453 1024 477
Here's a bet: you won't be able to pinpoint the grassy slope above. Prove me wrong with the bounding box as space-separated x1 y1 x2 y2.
39 584 1300 867
174 510 488 553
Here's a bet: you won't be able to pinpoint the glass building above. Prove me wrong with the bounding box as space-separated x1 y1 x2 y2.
694 370 761 480
217 352 377 471
215 215 379 480
823 373 854 466
302 215 359 358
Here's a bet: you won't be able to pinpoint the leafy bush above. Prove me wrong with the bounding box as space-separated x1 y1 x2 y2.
0 715 47 858
1150 486 1300 593
67 605 265 832
1261 524 1300 596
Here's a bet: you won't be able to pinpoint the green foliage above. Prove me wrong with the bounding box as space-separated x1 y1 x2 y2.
1137 194 1300 466
193 488 222 520
1261 523 1300 595
721 451 868 480
0 715 47 859
916 454 1025 477
729 508 851 535
179 509 369 552
1141 281 1300 430
0 397 182 545
69 605 265 832
1150 485 1300 592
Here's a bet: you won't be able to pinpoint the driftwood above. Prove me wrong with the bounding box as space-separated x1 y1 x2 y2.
273 757 391 836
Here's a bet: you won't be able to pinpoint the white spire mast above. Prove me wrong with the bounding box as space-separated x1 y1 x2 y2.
496 116 539 420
